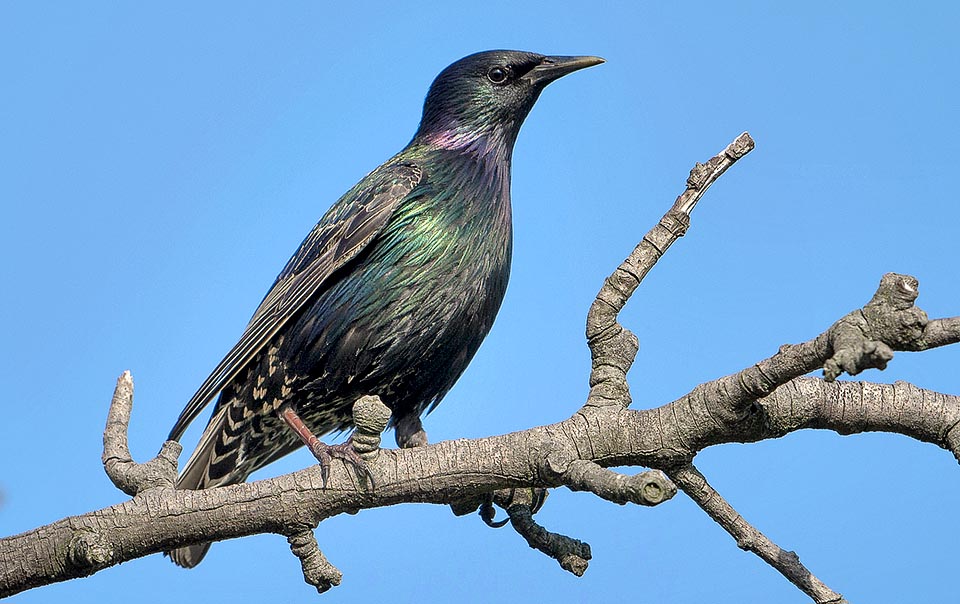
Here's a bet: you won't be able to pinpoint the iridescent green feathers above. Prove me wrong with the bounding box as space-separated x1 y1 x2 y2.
167 162 424 443
166 50 602 569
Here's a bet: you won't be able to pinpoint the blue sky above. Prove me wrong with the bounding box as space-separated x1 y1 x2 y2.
2 2 959 603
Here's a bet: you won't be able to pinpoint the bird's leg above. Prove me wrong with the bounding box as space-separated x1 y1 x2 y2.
394 413 428 448
278 405 374 488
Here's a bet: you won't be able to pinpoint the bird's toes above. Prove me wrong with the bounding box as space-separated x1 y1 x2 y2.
310 440 375 490
306 441 335 487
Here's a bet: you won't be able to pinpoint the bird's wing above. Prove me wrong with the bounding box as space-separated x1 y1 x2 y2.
168 162 424 441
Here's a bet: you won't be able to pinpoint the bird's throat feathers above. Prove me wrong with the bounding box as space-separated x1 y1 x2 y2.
417 119 518 165
408 117 517 211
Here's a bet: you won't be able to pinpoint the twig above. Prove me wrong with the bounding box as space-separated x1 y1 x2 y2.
560 460 675 506
673 273 956 431
585 133 755 410
102 371 180 495
667 464 847 604
495 489 592 577
287 530 342 594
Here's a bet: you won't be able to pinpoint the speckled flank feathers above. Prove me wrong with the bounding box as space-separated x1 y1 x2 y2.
165 50 603 568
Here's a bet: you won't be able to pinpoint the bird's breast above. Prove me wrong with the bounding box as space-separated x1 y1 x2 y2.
287 152 515 413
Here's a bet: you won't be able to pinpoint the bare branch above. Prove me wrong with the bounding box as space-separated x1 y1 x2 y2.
8 372 958 597
585 132 756 410
668 464 848 604
497 489 592 577
554 459 675 506
663 273 956 434
463 128 761 587
102 371 180 495
287 530 341 594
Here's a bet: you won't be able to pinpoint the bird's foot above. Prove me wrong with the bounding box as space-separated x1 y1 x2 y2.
480 488 549 528
307 437 376 490
279 405 375 489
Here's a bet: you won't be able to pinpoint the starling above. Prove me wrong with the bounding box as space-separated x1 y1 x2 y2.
165 50 603 567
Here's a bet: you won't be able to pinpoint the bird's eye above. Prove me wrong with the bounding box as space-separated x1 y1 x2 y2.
487 66 508 84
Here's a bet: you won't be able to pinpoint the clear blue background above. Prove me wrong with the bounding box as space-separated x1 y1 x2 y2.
3 2 958 603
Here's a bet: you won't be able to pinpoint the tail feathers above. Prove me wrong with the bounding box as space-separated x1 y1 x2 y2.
167 542 212 569
165 407 246 568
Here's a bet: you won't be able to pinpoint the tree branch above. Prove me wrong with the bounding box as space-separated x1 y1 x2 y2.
4 132 959 603
668 464 847 604
500 489 592 577
585 132 755 410
102 371 181 496
287 530 341 593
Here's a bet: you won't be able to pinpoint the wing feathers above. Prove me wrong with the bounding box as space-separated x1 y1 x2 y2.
168 163 423 441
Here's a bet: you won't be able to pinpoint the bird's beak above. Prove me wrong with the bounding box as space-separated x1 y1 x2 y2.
522 55 605 86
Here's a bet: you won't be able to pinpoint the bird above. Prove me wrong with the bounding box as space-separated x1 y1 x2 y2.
165 50 603 568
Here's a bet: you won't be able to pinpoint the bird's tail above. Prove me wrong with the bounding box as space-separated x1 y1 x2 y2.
165 404 248 568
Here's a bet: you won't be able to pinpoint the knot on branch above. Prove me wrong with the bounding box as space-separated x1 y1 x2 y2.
67 529 114 571
675 132 755 215
287 530 342 593
863 274 928 346
823 274 928 381
584 323 639 409
686 160 719 190
102 372 181 496
350 395 391 461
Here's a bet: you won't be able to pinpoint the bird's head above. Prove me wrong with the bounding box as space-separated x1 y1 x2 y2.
413 50 603 155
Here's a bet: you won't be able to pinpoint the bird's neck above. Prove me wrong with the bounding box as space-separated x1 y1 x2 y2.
413 119 519 164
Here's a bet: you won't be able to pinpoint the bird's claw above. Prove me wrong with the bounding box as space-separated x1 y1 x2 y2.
479 496 511 528
530 488 548 514
308 438 376 490
479 488 549 528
